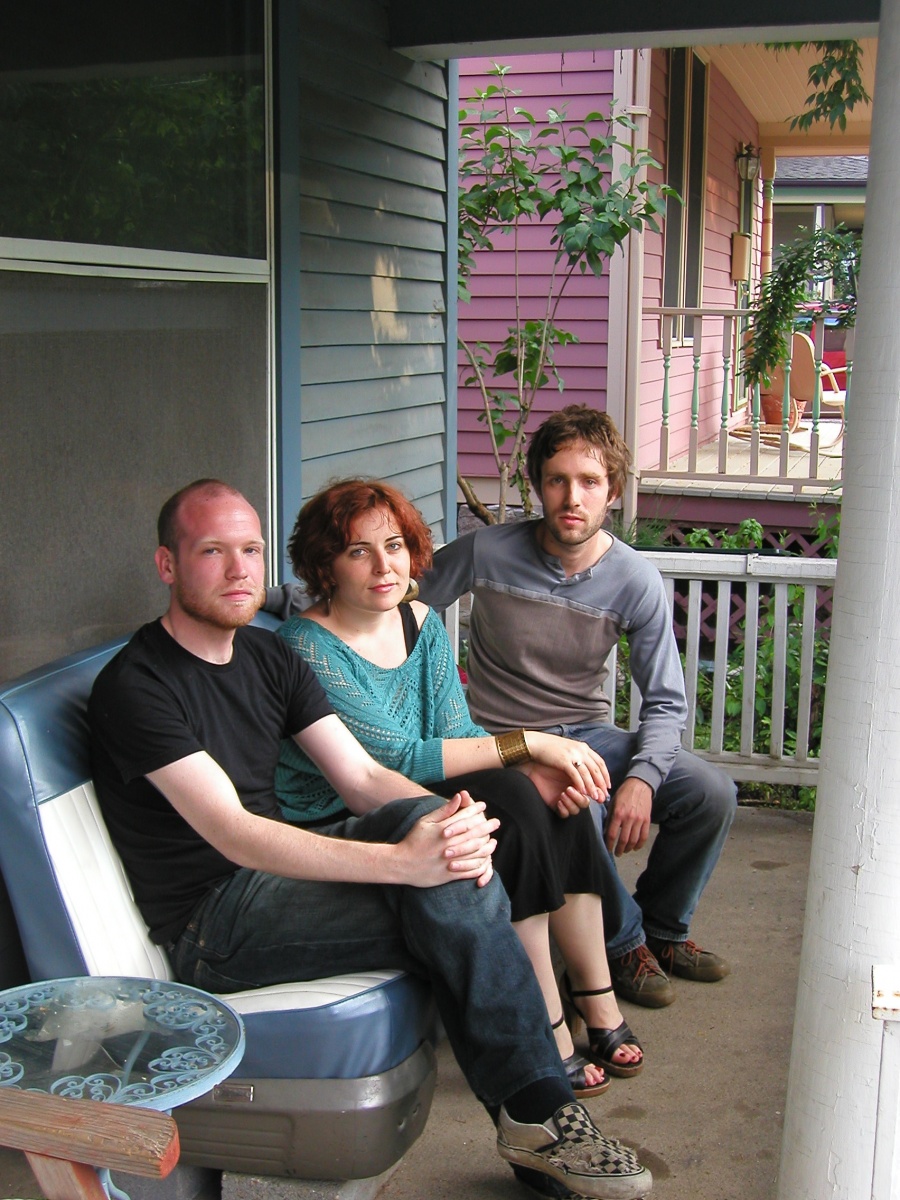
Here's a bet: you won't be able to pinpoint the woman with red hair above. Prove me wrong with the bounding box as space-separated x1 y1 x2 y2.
274 479 643 1093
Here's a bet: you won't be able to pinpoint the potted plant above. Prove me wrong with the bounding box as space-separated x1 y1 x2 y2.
743 225 861 426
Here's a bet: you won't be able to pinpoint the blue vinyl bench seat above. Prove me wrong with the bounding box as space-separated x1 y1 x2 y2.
0 637 437 1180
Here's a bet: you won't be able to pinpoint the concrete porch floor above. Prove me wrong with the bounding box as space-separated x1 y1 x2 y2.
0 805 813 1200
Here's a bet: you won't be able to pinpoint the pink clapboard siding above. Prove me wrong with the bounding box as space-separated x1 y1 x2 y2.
638 50 760 470
457 52 616 481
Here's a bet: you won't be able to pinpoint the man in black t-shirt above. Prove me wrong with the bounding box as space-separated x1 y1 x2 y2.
88 479 652 1200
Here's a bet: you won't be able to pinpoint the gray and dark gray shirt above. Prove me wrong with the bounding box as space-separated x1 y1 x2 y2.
419 521 687 795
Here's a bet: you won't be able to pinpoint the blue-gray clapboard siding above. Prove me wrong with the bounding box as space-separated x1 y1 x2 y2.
291 1 451 534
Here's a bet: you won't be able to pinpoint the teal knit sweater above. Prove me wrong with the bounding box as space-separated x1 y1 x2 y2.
275 608 486 824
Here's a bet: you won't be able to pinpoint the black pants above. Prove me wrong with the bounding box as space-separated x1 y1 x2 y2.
427 768 606 921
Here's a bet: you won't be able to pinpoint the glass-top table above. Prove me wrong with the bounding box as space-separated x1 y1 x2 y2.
0 976 245 1110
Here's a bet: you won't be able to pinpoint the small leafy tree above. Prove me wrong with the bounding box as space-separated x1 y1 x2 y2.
458 64 674 523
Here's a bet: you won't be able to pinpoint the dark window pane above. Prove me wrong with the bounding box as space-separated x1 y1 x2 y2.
0 270 268 681
0 2 265 257
663 48 687 312
682 55 707 335
740 178 754 236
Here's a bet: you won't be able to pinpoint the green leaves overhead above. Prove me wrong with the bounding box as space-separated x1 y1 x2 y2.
768 40 871 133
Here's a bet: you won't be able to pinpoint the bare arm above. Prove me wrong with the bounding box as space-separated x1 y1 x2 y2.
147 742 498 889
441 730 610 801
295 716 500 881
296 714 432 813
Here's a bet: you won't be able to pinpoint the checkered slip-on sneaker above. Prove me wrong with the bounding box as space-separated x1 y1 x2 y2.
497 1102 652 1199
510 1163 583 1197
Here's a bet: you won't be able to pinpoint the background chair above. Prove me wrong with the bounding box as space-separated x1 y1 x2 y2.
785 331 847 435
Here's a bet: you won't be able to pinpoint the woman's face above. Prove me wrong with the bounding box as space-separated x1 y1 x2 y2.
330 506 412 615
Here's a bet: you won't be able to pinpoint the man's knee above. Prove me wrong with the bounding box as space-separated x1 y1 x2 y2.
656 751 737 828
406 862 514 930
346 793 446 844
700 766 738 841
700 760 738 818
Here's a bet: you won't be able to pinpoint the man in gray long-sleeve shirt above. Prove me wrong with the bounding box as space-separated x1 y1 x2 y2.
419 405 738 1008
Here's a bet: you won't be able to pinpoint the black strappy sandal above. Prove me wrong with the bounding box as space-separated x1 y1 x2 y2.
551 1014 610 1097
562 976 645 1079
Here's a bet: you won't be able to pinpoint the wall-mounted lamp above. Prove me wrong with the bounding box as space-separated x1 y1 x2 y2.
735 143 761 183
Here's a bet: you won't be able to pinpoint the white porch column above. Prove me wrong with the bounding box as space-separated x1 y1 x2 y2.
620 48 651 533
778 4 900 1197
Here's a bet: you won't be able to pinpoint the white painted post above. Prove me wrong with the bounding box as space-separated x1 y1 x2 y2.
777 5 900 1197
620 49 651 534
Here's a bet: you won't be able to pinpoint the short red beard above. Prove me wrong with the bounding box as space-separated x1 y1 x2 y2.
173 582 265 630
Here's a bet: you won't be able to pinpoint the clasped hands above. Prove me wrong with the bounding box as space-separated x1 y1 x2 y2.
401 790 500 888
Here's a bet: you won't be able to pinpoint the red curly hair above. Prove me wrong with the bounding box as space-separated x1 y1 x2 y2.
287 479 433 598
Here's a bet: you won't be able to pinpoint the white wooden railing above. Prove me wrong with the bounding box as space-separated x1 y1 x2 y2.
871 965 900 1197
640 306 851 492
450 548 836 787
619 550 837 785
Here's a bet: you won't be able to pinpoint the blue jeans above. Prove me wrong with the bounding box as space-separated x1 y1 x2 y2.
546 724 737 956
169 795 569 1109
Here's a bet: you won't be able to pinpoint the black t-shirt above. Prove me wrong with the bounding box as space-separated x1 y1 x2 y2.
88 619 333 944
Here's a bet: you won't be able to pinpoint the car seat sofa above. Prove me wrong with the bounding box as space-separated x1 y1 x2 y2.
0 635 438 1180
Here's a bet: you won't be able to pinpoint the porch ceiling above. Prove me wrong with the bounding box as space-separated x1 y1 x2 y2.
702 40 877 156
388 1 878 59
389 1 877 158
